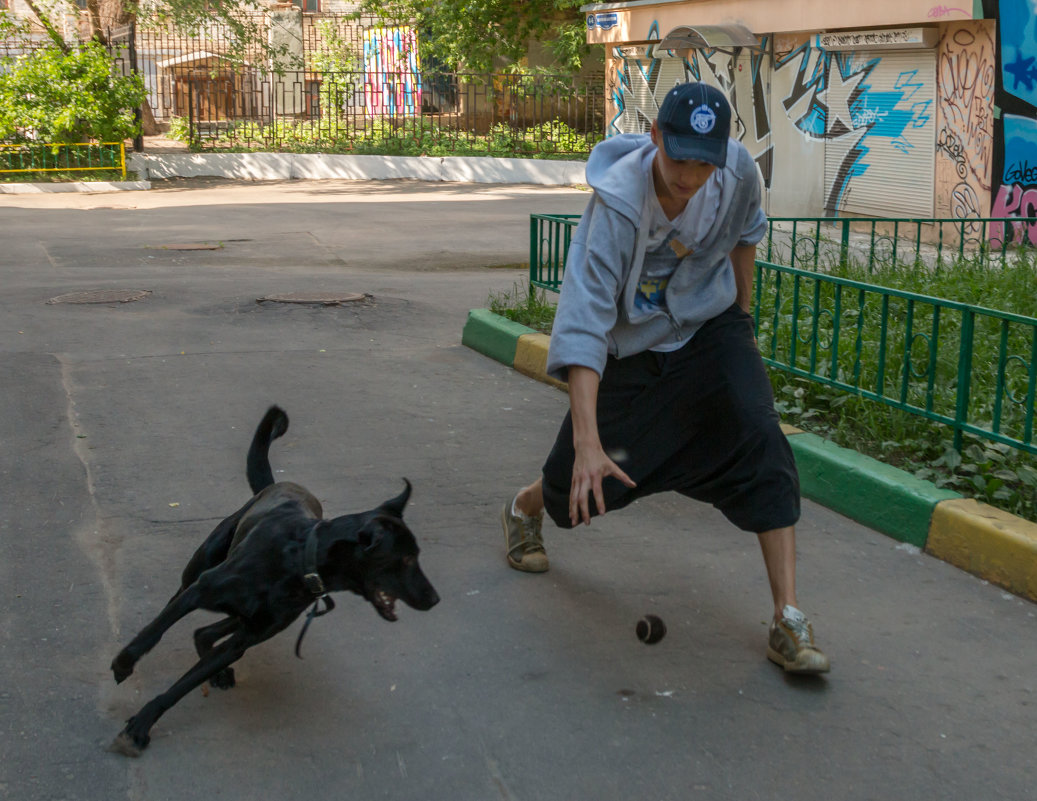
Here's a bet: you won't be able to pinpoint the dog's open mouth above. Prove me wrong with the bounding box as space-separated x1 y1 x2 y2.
372 589 398 621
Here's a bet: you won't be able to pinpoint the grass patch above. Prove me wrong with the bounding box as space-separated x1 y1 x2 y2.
487 280 557 334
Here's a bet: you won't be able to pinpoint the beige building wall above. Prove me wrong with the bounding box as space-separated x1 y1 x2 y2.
767 33 827 217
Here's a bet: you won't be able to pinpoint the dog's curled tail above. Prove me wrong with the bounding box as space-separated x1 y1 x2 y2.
247 406 289 494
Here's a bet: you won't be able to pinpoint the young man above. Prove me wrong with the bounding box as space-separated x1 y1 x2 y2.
501 82 829 674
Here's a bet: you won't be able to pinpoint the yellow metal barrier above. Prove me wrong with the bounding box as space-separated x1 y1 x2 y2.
0 142 127 179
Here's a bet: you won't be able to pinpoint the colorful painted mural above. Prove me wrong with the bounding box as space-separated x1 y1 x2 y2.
991 114 1037 244
601 6 1037 236
608 25 940 216
362 26 421 117
992 0 1037 244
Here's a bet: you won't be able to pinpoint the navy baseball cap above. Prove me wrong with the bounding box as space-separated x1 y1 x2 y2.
656 82 731 167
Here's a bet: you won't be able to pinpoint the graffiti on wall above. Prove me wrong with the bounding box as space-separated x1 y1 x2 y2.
934 23 995 234
363 27 421 116
993 0 1037 244
1000 0 1037 106
605 20 662 136
609 25 935 215
990 114 1037 244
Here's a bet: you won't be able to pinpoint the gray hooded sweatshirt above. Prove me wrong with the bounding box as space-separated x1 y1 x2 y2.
545 133 766 383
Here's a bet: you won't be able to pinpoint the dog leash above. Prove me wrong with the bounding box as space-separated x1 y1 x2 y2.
295 523 335 659
295 595 335 658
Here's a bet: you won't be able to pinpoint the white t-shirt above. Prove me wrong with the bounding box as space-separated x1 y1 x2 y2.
636 161 722 351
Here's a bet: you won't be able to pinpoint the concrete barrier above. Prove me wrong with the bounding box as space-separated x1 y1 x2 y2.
129 152 587 186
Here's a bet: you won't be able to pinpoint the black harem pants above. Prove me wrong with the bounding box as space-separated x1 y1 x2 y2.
541 304 800 533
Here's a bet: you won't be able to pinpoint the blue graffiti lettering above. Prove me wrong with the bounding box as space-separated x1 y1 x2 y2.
1004 160 1037 185
894 69 924 101
892 137 914 155
909 99 932 128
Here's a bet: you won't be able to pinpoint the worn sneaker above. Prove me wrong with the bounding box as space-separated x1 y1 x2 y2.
767 605 830 674
502 495 548 573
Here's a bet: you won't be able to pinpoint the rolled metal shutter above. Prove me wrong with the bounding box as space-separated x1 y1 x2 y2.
619 56 687 134
824 49 936 216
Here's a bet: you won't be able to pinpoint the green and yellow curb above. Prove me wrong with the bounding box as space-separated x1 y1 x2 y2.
927 500 1037 600
786 431 961 549
462 308 1037 603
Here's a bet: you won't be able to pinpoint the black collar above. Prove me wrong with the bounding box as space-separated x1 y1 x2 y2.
301 522 325 596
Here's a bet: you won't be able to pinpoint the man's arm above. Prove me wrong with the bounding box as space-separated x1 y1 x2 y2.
731 243 757 313
566 365 636 526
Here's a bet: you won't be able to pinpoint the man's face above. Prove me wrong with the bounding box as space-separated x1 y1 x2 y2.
650 121 718 202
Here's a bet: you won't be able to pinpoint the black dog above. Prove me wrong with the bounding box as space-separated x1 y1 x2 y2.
109 406 439 757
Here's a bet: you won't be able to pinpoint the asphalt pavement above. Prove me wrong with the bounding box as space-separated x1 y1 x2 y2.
1 177 1035 801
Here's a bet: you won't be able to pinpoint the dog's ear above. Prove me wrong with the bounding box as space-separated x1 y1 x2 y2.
377 478 411 518
356 517 394 552
357 512 410 553
356 526 380 552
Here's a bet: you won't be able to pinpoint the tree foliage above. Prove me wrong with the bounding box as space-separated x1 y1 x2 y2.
0 38 148 142
351 0 590 74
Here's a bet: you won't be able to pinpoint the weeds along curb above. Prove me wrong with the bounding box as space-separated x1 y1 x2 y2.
462 308 1037 603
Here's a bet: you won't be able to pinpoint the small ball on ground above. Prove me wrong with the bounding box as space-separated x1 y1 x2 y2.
636 614 666 645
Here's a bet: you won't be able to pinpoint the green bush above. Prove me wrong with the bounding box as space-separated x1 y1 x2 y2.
0 41 147 143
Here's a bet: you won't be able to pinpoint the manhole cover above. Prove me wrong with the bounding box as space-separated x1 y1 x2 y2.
256 292 367 306
47 289 152 305
155 243 223 251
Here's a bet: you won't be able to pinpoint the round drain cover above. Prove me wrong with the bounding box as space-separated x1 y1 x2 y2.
257 292 367 306
47 289 152 305
156 243 223 250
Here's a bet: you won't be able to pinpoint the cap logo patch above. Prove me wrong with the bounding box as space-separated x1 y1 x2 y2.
690 104 717 134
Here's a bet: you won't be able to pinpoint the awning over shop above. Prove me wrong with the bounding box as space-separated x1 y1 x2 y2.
655 24 763 53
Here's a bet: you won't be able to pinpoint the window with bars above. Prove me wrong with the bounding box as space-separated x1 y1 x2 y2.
292 0 319 12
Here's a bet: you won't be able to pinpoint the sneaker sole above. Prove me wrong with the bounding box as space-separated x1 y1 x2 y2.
767 645 830 674
501 503 548 573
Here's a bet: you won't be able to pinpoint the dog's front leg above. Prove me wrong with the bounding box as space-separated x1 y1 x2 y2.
111 584 202 683
109 629 253 757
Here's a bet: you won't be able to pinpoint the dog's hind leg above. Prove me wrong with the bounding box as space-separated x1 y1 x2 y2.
194 617 241 689
111 585 203 684
110 629 255 757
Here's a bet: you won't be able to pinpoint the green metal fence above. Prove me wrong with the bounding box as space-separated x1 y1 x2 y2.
530 214 1037 290
528 212 1037 456
754 260 1037 456
763 216 1037 273
529 213 579 292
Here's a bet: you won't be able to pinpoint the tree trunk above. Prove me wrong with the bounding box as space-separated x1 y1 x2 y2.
141 100 160 136
21 0 71 53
